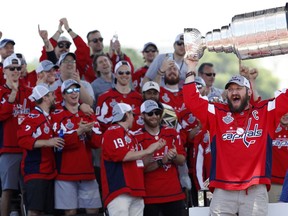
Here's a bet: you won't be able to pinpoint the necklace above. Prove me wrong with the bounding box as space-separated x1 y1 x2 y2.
233 106 252 135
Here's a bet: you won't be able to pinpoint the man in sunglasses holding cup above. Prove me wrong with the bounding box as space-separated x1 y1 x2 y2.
143 33 188 88
87 30 134 74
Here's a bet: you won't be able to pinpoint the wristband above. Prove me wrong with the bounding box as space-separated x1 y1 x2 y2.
57 30 63 34
156 159 164 168
186 71 196 78
67 28 73 33
157 69 165 76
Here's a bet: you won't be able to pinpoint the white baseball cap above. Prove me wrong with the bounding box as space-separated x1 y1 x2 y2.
225 75 250 89
57 52 76 66
112 103 132 123
114 60 131 73
3 54 21 68
57 36 71 44
28 84 50 102
140 100 162 113
61 79 81 93
142 81 160 93
36 60 59 73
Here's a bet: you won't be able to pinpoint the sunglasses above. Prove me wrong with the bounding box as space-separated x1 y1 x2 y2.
90 37 103 43
203 73 216 77
65 88 80 94
6 66 22 71
57 42 71 49
117 71 131 75
144 49 157 53
176 41 184 46
146 110 162 117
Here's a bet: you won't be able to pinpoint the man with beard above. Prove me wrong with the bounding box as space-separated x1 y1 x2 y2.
101 102 166 216
18 84 64 215
183 58 288 216
135 100 186 216
143 34 187 88
156 62 184 112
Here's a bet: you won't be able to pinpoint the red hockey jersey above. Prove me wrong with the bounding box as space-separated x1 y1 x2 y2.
135 126 186 204
17 106 57 182
101 124 145 207
51 107 102 181
183 82 288 191
0 84 33 154
271 124 288 184
95 88 142 132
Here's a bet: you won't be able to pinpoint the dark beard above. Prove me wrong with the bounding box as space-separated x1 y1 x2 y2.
227 93 249 113
143 117 160 128
50 103 56 111
164 75 180 85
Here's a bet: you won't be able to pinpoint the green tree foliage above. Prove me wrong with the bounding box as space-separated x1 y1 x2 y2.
198 51 279 99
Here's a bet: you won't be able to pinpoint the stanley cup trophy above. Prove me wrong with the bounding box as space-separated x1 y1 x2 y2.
184 3 288 60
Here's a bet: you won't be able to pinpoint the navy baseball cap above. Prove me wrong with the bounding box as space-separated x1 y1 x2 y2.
0 39 15 48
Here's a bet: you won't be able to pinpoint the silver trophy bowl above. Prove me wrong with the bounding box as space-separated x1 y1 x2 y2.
184 3 288 60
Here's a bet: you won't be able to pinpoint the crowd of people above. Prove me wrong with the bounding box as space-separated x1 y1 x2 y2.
0 17 288 216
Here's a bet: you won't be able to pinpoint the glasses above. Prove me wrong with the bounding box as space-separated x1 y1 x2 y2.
57 42 71 49
117 71 131 75
62 60 76 64
146 110 162 117
144 49 157 53
176 41 184 46
6 66 22 71
203 73 216 77
65 88 80 94
90 37 103 43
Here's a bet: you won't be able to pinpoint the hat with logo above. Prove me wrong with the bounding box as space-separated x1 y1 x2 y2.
3 54 21 68
140 100 162 113
142 81 160 93
225 75 251 89
28 84 51 102
112 103 132 123
114 60 131 73
16 53 27 65
57 36 72 44
0 39 15 48
61 79 81 93
36 60 59 73
174 33 184 43
142 42 158 52
57 52 76 65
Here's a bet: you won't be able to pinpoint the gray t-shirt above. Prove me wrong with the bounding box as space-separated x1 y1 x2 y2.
145 53 188 88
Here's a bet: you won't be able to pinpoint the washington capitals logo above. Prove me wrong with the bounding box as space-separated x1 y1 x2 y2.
222 118 262 148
